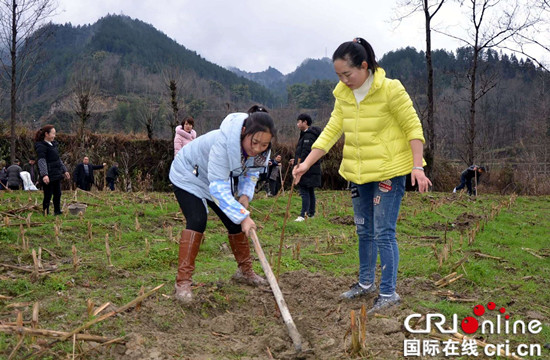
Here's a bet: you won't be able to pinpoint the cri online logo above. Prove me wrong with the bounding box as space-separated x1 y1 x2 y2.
404 301 542 335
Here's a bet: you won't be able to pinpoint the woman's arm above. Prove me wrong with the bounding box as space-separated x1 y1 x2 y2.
409 139 431 193
292 148 326 184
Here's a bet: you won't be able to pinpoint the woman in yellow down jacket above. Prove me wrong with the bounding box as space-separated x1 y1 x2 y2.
293 38 432 314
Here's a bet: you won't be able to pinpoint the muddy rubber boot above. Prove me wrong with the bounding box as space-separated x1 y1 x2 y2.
175 229 204 302
228 232 268 286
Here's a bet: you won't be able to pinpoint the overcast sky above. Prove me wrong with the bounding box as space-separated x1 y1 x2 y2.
50 0 547 75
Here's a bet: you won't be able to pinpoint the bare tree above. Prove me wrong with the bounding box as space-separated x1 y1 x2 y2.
137 99 160 140
161 68 185 135
70 66 99 143
505 0 550 71
394 0 448 178
437 0 539 164
0 0 56 163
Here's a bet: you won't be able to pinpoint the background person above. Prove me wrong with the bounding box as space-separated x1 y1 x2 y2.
106 162 120 191
6 159 23 190
267 154 282 196
173 116 197 156
453 165 486 196
290 113 322 221
23 158 39 186
293 38 431 314
35 125 70 215
73 156 106 191
0 160 7 190
169 105 275 302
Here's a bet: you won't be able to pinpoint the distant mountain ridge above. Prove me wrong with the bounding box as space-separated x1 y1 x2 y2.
228 57 338 96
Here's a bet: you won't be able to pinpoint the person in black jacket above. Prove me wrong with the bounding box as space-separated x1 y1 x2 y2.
453 165 486 196
73 156 106 191
106 163 120 191
290 113 322 221
34 125 70 215
6 159 23 190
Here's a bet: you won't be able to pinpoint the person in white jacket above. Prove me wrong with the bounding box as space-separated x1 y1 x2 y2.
173 116 197 156
169 105 275 302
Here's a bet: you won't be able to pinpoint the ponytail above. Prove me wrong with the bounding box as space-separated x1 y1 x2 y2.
34 125 54 142
333 37 379 72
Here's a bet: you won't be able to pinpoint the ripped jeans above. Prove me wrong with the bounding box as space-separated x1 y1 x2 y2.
351 176 406 295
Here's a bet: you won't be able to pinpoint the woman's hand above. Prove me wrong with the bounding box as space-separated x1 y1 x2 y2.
238 195 250 209
241 216 257 237
411 169 432 193
43 175 50 185
64 172 70 180
292 163 310 185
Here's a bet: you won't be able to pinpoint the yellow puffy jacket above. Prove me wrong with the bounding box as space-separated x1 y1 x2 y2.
312 68 425 184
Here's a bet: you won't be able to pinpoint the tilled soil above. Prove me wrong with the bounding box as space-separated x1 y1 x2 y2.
98 270 434 360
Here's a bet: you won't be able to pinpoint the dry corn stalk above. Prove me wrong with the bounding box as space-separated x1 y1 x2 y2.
19 225 26 251
350 310 360 354
105 234 113 267
86 299 94 316
37 248 43 269
54 224 60 246
72 245 78 272
360 304 367 345
31 249 39 281
136 286 145 312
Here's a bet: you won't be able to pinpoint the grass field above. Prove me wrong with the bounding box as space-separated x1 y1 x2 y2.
0 189 549 359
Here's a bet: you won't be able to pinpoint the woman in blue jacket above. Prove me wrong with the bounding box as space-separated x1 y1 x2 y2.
169 105 275 302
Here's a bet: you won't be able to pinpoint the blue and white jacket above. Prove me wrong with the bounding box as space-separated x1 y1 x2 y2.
169 113 270 224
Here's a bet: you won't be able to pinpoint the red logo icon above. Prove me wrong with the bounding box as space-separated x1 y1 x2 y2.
459 301 509 334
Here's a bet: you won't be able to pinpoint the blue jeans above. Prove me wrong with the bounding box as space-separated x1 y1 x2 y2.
299 186 316 217
351 175 406 295
455 173 473 195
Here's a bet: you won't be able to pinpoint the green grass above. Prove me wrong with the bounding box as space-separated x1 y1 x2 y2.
0 189 549 358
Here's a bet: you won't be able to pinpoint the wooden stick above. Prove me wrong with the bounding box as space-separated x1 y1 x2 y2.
92 302 111 316
74 336 126 359
521 247 544 259
434 272 457 286
0 324 122 343
474 252 502 260
250 229 302 352
350 310 360 354
59 283 164 341
276 159 300 279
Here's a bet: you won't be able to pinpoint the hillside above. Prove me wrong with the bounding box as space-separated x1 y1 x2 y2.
18 15 283 136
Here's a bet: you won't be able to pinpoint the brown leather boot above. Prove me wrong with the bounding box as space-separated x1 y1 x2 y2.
228 232 267 286
175 229 204 302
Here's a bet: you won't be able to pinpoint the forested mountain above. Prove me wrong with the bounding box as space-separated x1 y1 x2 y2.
13 14 283 137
